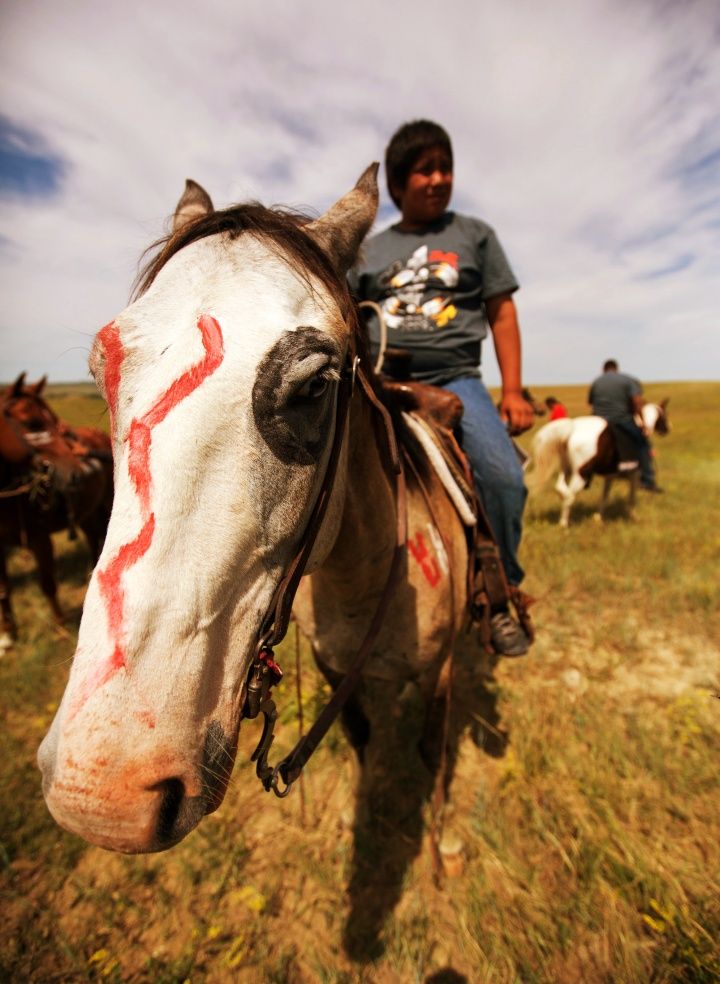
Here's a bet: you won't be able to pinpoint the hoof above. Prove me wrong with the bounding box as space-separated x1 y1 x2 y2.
439 833 465 878
0 632 14 653
592 512 603 524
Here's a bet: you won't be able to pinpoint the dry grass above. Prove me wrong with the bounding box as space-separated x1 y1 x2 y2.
1 381 718 983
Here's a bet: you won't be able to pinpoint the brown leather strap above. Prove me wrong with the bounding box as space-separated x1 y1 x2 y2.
272 367 406 789
244 359 407 794
256 362 356 654
473 540 509 610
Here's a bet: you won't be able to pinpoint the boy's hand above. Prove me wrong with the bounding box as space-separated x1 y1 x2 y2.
499 390 534 435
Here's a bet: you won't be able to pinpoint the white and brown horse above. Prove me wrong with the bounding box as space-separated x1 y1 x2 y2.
525 402 670 527
38 168 472 854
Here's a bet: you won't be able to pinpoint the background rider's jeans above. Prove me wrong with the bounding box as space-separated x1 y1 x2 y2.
441 375 527 586
613 419 656 487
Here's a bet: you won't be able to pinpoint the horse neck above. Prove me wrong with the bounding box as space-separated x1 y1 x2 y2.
642 404 659 433
315 386 397 596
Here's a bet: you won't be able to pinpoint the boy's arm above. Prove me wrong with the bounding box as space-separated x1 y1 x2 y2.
485 293 534 432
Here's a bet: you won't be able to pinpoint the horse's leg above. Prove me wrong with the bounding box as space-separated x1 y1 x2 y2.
418 653 453 775
315 658 370 763
594 477 612 524
79 511 107 567
628 471 639 520
28 532 63 623
0 547 17 650
554 473 572 528
561 471 587 528
368 675 435 823
555 471 583 528
343 674 432 960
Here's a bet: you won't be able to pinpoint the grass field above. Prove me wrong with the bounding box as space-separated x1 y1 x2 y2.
1 380 719 983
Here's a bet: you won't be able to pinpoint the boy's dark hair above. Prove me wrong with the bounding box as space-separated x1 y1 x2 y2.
545 396 558 407
385 119 453 208
603 359 619 372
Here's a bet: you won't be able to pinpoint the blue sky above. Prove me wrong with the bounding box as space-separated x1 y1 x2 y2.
1 0 718 386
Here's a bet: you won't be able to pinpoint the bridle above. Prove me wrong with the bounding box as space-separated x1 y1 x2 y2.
240 348 407 797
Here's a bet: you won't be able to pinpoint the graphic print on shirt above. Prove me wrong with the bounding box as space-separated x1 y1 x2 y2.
379 246 459 332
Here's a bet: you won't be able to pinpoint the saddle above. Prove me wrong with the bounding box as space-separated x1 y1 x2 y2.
380 351 534 650
579 422 639 484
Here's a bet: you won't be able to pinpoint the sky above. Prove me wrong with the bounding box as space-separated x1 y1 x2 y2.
1 0 719 387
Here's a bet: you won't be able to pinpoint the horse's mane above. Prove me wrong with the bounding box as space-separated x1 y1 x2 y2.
135 202 349 305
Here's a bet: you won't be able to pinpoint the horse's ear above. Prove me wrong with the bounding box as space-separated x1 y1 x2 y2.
31 375 48 396
172 179 214 234
305 163 379 277
11 372 26 397
660 397 670 409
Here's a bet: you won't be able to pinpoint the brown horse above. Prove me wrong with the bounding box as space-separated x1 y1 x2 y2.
0 374 113 647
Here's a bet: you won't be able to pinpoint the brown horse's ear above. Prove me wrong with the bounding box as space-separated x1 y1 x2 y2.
305 163 379 277
11 372 27 397
172 179 214 234
660 397 670 408
31 375 48 397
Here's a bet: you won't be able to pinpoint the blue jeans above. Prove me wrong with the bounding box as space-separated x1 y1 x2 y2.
613 420 656 487
441 376 527 586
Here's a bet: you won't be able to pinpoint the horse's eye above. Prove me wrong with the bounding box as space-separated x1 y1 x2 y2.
294 375 330 400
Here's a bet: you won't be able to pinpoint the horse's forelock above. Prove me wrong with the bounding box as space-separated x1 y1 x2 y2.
134 203 349 308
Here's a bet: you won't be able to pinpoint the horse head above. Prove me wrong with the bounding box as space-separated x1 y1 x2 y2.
38 165 379 853
642 399 671 436
2 376 95 491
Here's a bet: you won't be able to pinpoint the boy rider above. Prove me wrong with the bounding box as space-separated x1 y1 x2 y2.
351 119 534 656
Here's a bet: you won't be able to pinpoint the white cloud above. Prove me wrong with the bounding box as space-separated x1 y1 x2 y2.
1 0 719 384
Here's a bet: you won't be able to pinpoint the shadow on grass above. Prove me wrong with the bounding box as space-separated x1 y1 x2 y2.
3 536 93 640
533 495 637 526
425 971 469 984
340 641 507 963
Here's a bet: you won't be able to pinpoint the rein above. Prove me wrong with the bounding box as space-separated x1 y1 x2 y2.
241 357 407 797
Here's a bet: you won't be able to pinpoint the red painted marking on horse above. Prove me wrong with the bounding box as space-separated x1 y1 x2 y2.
407 531 441 588
70 315 225 718
97 321 123 439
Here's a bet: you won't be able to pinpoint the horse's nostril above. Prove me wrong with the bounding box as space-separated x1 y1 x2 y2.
154 777 186 843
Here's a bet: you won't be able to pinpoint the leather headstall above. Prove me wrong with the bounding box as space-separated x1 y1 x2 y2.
241 353 407 797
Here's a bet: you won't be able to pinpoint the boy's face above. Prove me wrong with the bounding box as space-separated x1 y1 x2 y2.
394 144 453 228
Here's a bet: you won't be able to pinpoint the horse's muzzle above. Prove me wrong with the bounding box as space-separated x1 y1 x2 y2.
38 719 236 853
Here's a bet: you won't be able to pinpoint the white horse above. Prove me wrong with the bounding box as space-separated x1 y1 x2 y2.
525 402 670 527
37 168 474 854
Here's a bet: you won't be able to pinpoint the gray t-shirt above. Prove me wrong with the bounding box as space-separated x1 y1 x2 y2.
588 371 642 423
350 211 519 385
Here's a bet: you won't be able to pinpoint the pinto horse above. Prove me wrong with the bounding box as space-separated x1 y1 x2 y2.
525 401 670 527
37 167 477 855
0 374 113 647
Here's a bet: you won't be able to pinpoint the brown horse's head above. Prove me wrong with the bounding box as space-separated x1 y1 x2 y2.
2 375 104 492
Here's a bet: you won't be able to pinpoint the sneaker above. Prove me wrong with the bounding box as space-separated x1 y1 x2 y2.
490 610 530 657
641 484 664 493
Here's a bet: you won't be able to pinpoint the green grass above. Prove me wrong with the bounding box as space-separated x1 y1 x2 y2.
1 381 718 983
